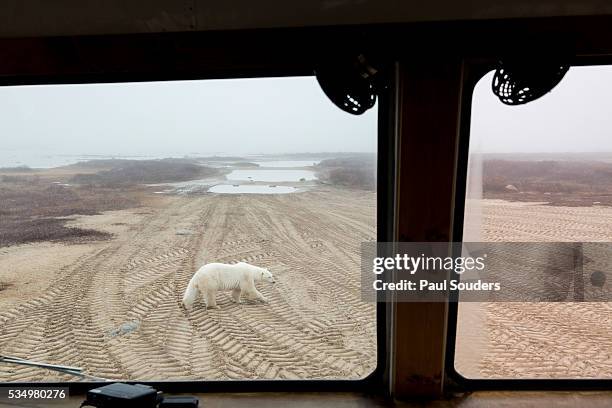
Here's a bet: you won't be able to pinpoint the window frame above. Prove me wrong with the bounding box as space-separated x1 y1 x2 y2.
446 57 612 391
0 32 396 394
4 15 612 396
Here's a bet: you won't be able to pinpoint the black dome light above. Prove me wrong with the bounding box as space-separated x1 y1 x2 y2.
315 54 378 115
492 59 570 105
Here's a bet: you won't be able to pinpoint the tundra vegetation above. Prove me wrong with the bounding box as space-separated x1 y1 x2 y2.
316 154 376 190
482 158 612 206
0 159 219 247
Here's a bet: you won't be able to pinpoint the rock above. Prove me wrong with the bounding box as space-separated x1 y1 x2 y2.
108 320 140 337
504 184 519 192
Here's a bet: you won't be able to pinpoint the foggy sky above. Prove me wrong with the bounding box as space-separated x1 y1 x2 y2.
0 76 377 157
471 65 612 153
2 66 611 157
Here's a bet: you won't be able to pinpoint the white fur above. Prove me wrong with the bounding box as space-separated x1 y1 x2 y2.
182 262 275 310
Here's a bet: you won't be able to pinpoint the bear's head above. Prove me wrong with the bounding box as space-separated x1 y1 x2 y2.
260 269 276 284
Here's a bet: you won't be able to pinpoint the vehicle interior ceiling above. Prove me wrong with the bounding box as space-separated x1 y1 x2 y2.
1 1 612 406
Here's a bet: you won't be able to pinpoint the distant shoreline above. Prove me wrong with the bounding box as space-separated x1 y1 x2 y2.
0 152 374 170
472 152 612 162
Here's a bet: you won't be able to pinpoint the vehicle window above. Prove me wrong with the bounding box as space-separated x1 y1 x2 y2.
455 66 612 379
0 77 377 382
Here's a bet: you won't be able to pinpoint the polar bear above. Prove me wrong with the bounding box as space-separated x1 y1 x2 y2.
182 262 275 310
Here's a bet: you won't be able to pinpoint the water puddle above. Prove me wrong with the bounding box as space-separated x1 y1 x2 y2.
208 184 297 194
227 169 315 182
254 160 320 167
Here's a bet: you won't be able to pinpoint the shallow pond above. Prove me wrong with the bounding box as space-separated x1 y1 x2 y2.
227 169 316 182
254 160 320 168
208 184 297 194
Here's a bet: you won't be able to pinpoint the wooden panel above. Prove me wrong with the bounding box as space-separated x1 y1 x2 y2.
1 0 612 38
392 57 464 398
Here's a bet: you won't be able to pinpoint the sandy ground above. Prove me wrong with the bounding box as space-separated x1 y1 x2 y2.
456 199 612 379
0 187 376 381
4 190 611 381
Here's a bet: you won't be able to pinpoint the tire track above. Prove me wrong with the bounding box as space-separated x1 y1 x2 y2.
1 188 377 381
456 199 612 379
